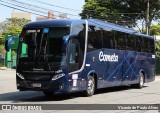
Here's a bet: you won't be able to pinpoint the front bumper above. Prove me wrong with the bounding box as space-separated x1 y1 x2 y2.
17 76 68 92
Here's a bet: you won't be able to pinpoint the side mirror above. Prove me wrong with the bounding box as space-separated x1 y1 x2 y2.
5 38 12 52
5 36 19 52
62 34 78 52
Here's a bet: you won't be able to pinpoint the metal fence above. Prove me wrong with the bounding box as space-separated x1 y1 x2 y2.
156 58 160 75
0 52 5 67
12 55 17 68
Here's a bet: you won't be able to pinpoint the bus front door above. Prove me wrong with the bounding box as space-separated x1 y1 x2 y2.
68 38 80 73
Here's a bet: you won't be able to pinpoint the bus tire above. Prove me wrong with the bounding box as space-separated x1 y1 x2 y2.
136 72 144 89
85 76 95 96
43 91 54 96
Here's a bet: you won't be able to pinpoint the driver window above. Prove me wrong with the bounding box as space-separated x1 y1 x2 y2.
69 39 80 72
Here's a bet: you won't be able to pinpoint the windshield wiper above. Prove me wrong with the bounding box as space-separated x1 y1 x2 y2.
34 33 38 61
36 33 51 70
37 33 44 62
44 35 48 61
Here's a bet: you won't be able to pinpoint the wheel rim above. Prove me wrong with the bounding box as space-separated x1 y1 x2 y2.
87 78 95 95
140 74 144 87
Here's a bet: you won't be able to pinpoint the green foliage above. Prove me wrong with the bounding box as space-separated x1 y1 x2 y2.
156 42 160 58
0 18 30 52
150 23 160 35
0 35 5 44
1 18 30 36
0 34 4 39
80 0 160 27
150 23 160 58
3 26 22 36
0 34 5 52
144 23 160 58
0 44 4 53
80 0 121 22
6 18 30 28
155 37 160 74
156 57 160 74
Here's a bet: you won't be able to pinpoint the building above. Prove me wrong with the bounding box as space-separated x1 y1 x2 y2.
36 10 55 21
155 35 160 42
11 12 31 20
58 13 69 19
36 10 69 21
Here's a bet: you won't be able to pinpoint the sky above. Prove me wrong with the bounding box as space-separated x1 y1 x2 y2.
0 0 85 22
0 0 159 30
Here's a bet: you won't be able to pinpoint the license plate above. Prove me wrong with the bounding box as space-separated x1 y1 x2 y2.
31 83 41 88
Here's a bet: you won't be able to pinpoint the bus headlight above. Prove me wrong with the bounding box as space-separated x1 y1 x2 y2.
52 73 65 81
16 73 24 80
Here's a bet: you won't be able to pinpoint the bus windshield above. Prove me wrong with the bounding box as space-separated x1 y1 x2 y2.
18 27 70 66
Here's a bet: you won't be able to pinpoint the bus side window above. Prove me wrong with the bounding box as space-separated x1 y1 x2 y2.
126 34 135 51
87 26 102 52
115 32 126 50
102 30 114 49
143 38 149 53
136 36 142 52
148 39 155 53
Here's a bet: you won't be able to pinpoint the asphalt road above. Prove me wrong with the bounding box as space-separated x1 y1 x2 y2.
0 70 160 113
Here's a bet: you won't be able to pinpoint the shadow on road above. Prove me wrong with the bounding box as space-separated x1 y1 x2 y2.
0 85 148 103
95 85 147 95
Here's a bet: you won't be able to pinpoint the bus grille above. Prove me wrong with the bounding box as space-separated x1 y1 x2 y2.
24 74 52 81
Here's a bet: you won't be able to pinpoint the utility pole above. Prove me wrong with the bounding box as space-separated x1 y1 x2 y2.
146 0 150 35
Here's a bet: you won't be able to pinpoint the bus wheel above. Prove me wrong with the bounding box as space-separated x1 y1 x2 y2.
136 72 144 89
85 76 95 96
43 91 54 96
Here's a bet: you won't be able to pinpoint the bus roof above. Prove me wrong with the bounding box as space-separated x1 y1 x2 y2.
25 19 86 28
24 19 153 39
88 19 153 39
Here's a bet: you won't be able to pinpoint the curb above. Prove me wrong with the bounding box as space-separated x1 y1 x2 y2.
0 67 7 70
0 67 15 71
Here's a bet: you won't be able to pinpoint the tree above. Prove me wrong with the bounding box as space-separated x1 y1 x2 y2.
80 0 122 23
0 18 30 52
1 18 30 36
3 26 22 36
80 0 160 29
149 23 160 57
156 42 160 57
150 23 160 35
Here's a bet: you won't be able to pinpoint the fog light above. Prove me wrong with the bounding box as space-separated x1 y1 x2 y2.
59 84 64 89
17 83 20 87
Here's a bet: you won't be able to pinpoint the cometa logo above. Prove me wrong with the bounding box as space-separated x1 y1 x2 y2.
99 51 118 62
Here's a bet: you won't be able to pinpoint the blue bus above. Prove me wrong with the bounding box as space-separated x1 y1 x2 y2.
5 19 155 96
